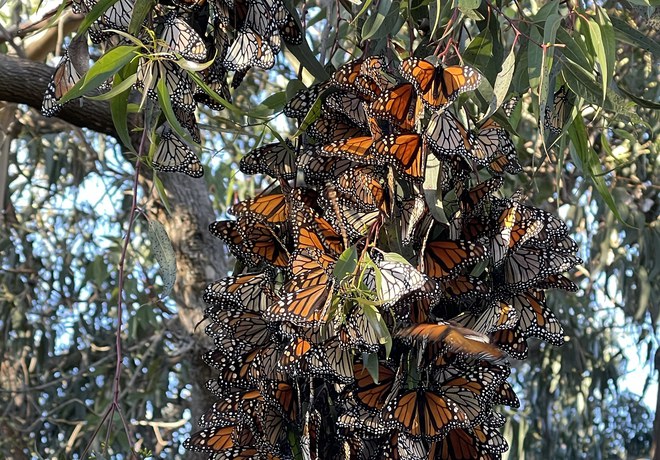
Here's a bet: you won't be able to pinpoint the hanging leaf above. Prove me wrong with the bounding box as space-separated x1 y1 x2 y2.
147 220 177 298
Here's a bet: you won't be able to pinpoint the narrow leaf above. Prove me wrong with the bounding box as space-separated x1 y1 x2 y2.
60 46 139 102
148 220 177 298
568 116 625 223
484 45 516 120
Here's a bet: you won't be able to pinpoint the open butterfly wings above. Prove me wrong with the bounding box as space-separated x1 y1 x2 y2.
190 54 580 459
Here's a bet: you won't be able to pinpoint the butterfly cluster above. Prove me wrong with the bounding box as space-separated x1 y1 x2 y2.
185 55 581 459
42 0 302 177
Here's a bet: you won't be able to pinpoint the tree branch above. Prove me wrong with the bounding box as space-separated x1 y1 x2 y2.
0 53 122 136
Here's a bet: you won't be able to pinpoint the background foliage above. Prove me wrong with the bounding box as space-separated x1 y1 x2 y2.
0 0 658 459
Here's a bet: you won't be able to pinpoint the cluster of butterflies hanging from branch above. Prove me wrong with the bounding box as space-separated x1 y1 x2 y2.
184 54 582 459
41 0 302 177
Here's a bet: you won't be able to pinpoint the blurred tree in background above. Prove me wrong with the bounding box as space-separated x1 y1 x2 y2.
0 0 657 459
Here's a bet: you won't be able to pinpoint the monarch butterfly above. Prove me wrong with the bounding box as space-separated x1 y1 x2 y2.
209 218 290 268
436 423 508 459
499 247 579 291
152 129 203 178
454 301 519 335
324 92 370 128
280 336 353 383
377 133 427 181
400 195 429 246
184 424 251 453
159 11 207 62
252 406 291 451
319 194 381 240
173 107 201 143
198 389 263 428
321 135 378 163
337 402 389 437
381 387 471 440
424 111 471 159
367 258 433 308
336 305 382 353
482 199 542 266
243 0 278 37
438 275 489 300
379 431 427 460
224 27 275 71
332 58 367 90
42 50 82 117
276 7 303 44
307 117 366 144
260 380 298 421
399 57 481 111
229 188 318 225
535 273 578 292
299 154 356 186
283 81 329 121
135 59 196 113
490 327 527 360
204 272 275 314
460 176 504 212
368 83 422 131
205 344 285 394
423 240 488 279
544 85 573 134
397 322 507 364
239 140 298 180
194 60 232 111
350 361 396 410
211 311 275 357
492 381 520 408
469 116 517 166
293 206 345 257
325 164 390 213
487 150 523 176
88 0 135 44
265 250 335 325
512 290 564 346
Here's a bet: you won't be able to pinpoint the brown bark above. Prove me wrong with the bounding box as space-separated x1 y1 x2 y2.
0 52 229 451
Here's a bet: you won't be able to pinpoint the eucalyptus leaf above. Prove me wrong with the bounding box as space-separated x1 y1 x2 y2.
147 220 177 298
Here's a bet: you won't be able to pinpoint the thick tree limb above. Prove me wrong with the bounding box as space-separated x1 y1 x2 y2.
0 53 120 136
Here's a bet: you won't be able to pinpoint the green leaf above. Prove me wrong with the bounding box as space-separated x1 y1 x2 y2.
59 46 140 103
87 73 137 101
155 78 197 147
581 12 611 108
617 84 660 110
483 45 515 120
611 16 660 56
129 0 154 35
283 7 329 83
568 116 625 224
109 61 138 151
463 29 495 77
153 175 172 215
334 246 359 282
422 153 448 224
293 95 324 137
147 220 177 298
458 0 480 9
362 304 392 357
557 28 593 71
362 352 380 383
77 0 119 36
362 0 393 40
260 91 287 110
